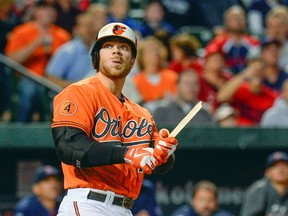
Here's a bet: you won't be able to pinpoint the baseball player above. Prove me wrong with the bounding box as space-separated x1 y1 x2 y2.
51 22 178 216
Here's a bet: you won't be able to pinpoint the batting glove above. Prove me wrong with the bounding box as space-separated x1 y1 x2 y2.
153 128 178 165
124 147 156 174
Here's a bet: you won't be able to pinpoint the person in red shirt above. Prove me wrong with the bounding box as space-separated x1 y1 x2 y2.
168 33 202 75
198 44 233 112
217 58 277 126
205 5 260 75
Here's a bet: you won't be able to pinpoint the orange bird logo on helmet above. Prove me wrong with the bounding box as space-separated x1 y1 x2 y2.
113 25 126 35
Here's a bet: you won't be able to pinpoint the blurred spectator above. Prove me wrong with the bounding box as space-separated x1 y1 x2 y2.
216 58 277 126
171 180 234 216
214 103 239 127
17 0 59 23
46 12 97 88
122 75 143 103
0 0 21 53
264 5 288 70
198 0 247 27
13 165 63 216
0 65 13 122
168 33 202 74
54 0 80 34
153 69 215 127
260 79 288 127
140 0 175 37
260 38 288 92
247 0 288 37
5 0 70 122
132 179 162 216
107 0 142 32
162 0 246 30
161 0 210 30
78 0 90 11
205 5 260 75
14 0 39 22
133 36 178 113
127 29 144 78
0 0 21 122
240 151 288 216
140 0 175 53
86 2 108 32
198 45 233 112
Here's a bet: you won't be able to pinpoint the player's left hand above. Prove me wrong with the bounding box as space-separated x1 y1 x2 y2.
124 147 157 174
153 128 178 165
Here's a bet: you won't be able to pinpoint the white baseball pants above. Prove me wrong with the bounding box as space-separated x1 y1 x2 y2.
57 188 133 216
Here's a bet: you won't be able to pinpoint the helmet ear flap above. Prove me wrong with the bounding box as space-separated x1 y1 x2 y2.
91 44 99 70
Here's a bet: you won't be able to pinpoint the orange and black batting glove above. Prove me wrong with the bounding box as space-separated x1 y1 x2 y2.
153 128 178 165
124 147 156 174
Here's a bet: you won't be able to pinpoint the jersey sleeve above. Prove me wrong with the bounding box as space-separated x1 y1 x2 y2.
52 84 95 135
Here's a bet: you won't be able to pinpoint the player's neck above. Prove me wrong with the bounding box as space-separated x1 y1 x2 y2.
96 73 125 97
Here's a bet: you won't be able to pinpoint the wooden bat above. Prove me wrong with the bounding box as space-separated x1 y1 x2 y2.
138 101 202 173
169 101 202 137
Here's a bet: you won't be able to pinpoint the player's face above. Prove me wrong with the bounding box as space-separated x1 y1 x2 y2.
98 39 135 79
192 188 217 216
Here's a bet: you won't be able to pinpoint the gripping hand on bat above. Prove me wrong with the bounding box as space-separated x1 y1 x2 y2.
153 101 202 165
153 129 178 165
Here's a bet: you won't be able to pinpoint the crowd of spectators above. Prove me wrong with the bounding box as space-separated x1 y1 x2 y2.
1 0 288 128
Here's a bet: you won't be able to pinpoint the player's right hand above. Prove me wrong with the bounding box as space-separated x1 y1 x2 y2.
153 128 178 165
124 147 156 174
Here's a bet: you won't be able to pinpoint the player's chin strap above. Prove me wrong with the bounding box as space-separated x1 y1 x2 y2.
52 126 127 168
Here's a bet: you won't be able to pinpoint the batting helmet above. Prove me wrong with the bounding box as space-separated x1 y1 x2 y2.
90 22 137 70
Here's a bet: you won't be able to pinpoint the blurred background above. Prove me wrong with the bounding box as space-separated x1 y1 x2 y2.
1 0 288 215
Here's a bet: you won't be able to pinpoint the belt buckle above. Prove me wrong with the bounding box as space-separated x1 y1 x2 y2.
122 197 134 209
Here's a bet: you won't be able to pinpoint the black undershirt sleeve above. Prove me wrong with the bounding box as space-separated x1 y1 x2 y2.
52 126 127 168
52 126 175 173
85 142 127 167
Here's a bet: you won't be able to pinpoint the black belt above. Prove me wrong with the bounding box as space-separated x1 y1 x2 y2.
87 191 134 209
